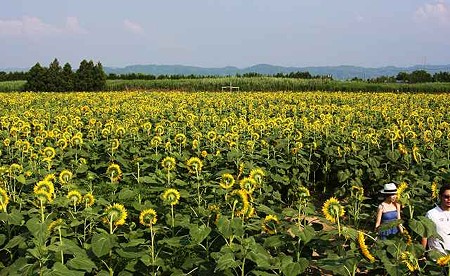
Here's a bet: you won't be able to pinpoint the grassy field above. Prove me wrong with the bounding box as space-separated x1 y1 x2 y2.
3 77 450 92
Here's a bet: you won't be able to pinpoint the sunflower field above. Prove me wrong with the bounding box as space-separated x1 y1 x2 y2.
1 91 450 275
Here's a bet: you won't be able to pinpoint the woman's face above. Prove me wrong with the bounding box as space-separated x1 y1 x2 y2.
388 194 397 202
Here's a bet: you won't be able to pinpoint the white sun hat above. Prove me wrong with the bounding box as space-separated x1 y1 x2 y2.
380 182 398 195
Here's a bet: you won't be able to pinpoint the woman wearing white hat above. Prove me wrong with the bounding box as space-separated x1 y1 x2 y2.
375 182 403 239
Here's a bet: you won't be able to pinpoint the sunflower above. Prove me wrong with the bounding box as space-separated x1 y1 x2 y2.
351 185 364 201
228 189 250 217
431 181 438 200
201 150 208 158
249 168 265 184
207 131 217 142
83 193 95 207
397 182 408 199
161 156 176 171
240 177 258 194
56 138 68 150
3 138 11 147
154 124 164 136
186 157 203 174
139 208 158 227
0 187 9 211
174 133 187 145
111 139 120 151
322 197 345 223
8 164 22 176
104 203 127 226
262 215 279 235
219 173 235 189
400 251 419 272
150 136 162 148
191 139 199 150
59 169 73 185
34 180 55 196
298 186 311 203
42 146 56 160
44 173 56 183
357 231 375 263
48 218 64 233
115 126 125 137
35 190 53 204
437 255 450 266
67 190 82 205
162 188 181 205
71 135 83 147
106 163 122 182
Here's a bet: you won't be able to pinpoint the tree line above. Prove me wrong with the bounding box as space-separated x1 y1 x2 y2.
23 59 106 92
354 70 450 83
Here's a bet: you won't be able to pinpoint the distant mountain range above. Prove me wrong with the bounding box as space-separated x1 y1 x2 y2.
104 64 450 80
3 64 450 80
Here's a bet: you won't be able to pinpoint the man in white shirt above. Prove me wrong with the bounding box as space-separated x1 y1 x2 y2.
422 183 450 254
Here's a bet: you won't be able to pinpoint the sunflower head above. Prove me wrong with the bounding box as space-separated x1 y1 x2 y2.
35 190 53 204
174 133 187 145
106 163 122 182
42 146 56 160
104 203 127 226
139 208 158 227
150 136 162 148
437 255 450 267
431 181 438 200
162 188 181 206
228 189 250 217
34 180 55 196
219 173 235 189
83 193 95 207
249 168 265 184
240 177 258 194
357 231 375 263
59 169 73 185
161 156 176 171
0 187 9 212
67 190 82 205
298 186 311 203
322 197 345 223
48 218 65 233
207 131 217 142
262 215 279 235
9 163 23 175
111 139 120 151
70 135 83 147
186 157 203 174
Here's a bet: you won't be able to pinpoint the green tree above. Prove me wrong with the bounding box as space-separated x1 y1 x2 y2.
61 63 75 91
92 62 107 91
409 70 432 83
46 58 63 91
24 63 47 91
75 59 95 91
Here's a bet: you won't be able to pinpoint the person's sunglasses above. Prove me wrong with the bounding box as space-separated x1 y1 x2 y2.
442 195 450 199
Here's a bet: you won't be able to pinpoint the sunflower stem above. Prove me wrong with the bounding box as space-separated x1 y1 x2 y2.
58 227 64 264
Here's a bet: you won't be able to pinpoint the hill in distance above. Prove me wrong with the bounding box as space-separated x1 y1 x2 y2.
3 64 450 80
104 64 450 80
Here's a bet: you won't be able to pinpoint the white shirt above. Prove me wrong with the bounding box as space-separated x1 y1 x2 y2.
426 206 450 254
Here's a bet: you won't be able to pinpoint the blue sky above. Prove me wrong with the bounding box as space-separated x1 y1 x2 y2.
1 0 450 69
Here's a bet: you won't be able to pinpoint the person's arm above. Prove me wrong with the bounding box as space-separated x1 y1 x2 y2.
396 203 404 233
375 204 383 231
421 237 428 249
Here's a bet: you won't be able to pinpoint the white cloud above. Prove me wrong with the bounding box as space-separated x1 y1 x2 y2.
65 16 88 34
0 16 87 37
414 0 450 25
355 14 364 23
123 19 145 34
